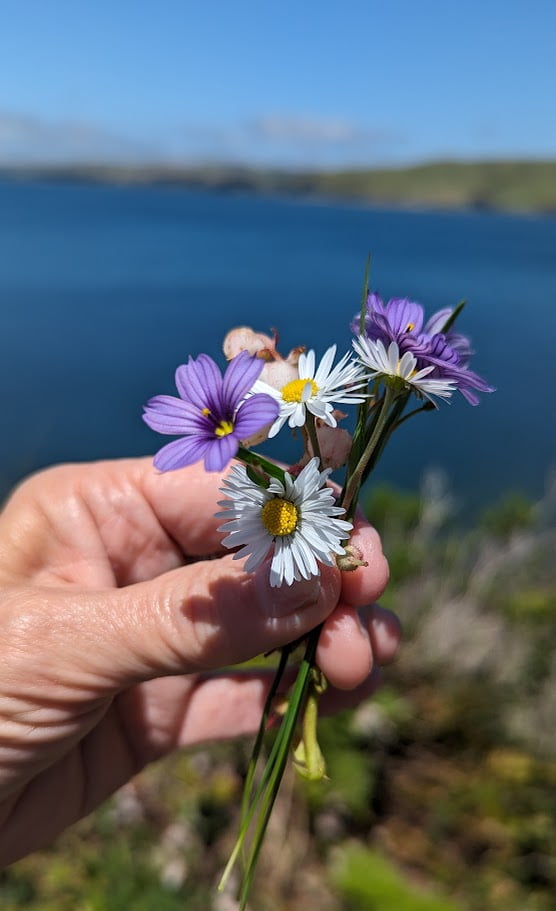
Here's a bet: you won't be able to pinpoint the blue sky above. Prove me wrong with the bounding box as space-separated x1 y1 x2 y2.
1 0 555 168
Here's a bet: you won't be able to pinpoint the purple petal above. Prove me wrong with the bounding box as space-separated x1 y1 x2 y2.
153 436 210 471
233 394 279 437
350 292 385 335
423 308 452 335
459 387 480 406
196 354 226 412
175 360 209 409
384 298 424 336
143 395 208 435
446 330 474 362
222 351 264 407
366 291 385 315
175 355 223 412
203 434 238 471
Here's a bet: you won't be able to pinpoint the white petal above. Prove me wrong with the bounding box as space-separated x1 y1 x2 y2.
313 344 337 385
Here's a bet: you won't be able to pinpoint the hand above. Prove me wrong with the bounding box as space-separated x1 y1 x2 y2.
0 458 397 866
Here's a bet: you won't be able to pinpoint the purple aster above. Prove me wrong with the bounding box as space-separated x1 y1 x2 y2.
351 292 425 352
143 351 279 472
409 333 494 406
352 291 494 405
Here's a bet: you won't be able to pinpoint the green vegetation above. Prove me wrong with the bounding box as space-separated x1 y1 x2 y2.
311 160 556 214
3 159 556 213
2 476 555 910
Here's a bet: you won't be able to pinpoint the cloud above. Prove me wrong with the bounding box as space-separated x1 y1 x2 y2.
248 114 368 145
0 111 159 164
0 109 405 169
178 114 404 167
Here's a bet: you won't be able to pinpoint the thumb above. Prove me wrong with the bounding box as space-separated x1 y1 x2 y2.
7 556 341 694
113 555 341 684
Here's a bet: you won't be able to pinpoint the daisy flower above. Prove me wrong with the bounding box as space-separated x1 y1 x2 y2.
217 458 352 587
143 351 279 472
254 344 368 438
353 336 457 403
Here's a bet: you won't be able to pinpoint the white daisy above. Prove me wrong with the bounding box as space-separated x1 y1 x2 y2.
253 344 368 438
216 458 353 587
353 336 457 403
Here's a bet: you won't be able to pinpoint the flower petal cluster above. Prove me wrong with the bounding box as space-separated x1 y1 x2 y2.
223 326 302 445
351 292 493 405
254 345 368 438
217 458 352 587
353 336 457 403
143 351 279 472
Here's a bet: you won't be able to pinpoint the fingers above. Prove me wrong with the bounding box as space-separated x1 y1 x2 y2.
122 662 386 760
138 458 230 556
176 665 385 748
317 603 401 690
3 557 343 697
340 510 390 607
114 557 342 682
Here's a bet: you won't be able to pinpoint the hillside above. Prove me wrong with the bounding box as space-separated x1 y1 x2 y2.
2 159 556 213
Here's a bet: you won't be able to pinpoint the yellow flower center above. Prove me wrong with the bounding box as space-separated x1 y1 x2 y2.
202 407 211 416
261 498 299 536
405 322 415 332
281 378 318 403
215 420 234 438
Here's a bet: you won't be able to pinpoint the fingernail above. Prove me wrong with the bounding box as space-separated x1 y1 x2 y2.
255 570 321 618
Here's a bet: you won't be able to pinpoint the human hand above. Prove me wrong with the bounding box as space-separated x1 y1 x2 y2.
0 457 397 866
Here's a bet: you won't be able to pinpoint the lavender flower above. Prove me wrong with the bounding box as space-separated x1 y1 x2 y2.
352 291 494 405
410 332 493 405
143 351 279 472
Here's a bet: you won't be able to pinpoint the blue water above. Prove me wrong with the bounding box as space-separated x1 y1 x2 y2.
1 179 555 518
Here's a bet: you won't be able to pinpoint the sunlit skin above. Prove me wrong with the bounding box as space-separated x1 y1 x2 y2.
0 457 397 867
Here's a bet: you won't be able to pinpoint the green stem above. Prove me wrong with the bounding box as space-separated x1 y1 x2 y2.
305 412 322 463
238 628 321 908
341 386 397 517
237 446 286 482
360 392 409 486
240 645 292 829
359 253 371 336
219 627 322 904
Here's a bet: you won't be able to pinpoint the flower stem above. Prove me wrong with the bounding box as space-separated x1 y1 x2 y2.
219 626 322 907
237 446 286 482
305 412 322 463
341 385 396 517
240 645 292 827
238 628 320 909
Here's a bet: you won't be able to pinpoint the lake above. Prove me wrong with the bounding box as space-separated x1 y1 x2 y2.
1 179 554 519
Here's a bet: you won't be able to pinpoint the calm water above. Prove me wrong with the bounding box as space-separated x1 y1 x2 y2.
1 179 555 518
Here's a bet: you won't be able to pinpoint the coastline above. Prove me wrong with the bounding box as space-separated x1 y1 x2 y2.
1 159 556 217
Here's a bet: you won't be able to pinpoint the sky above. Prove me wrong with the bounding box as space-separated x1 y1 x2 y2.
1 0 555 169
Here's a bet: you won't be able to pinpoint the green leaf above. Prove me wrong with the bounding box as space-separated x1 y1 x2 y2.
245 465 269 488
441 299 466 333
358 253 371 336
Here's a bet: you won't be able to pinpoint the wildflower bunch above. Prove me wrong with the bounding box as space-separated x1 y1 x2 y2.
142 264 493 907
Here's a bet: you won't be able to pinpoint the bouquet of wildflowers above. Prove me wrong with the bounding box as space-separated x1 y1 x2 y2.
143 268 493 907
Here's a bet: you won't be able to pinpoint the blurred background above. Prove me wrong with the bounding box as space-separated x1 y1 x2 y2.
1 2 556 909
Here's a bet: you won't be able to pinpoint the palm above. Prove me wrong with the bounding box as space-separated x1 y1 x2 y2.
0 460 262 860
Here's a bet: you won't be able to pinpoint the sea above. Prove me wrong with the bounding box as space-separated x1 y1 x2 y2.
1 178 555 520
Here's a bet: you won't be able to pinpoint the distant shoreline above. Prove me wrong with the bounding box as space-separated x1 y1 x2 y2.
2 159 555 215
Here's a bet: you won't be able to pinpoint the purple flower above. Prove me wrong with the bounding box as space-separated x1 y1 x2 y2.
409 333 494 406
352 291 494 405
143 351 279 472
351 293 425 352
